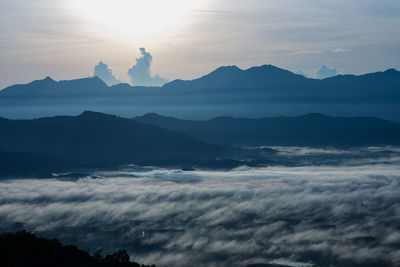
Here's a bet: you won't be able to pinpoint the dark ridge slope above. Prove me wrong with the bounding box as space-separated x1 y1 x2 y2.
0 111 226 165
134 113 400 147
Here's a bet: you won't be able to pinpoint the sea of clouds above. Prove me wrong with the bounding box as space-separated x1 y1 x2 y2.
1 148 400 267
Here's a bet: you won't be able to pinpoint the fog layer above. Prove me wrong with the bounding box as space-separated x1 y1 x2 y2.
1 151 400 266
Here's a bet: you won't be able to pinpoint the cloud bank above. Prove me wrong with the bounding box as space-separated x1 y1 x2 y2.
1 149 400 267
128 48 168 87
93 61 121 86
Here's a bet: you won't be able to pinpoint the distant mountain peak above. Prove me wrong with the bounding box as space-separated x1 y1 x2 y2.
259 64 281 70
29 76 56 85
384 68 399 73
77 110 119 121
78 110 117 120
142 112 163 118
161 63 309 90
43 76 55 82
247 64 300 76
137 113 183 122
206 65 242 76
215 65 241 71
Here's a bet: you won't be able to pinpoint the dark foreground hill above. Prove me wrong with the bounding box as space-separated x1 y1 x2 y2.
0 111 226 167
134 113 400 147
0 65 399 121
0 231 154 267
1 231 296 267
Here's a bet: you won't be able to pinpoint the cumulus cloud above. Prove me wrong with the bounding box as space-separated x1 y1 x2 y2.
316 65 338 79
93 61 121 86
1 148 400 267
127 48 168 87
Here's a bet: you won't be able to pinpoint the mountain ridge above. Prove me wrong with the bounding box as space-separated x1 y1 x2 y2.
2 65 398 93
134 112 400 147
0 64 399 121
0 111 227 166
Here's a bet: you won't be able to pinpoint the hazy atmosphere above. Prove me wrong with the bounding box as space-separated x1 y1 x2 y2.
1 0 400 88
1 1 400 267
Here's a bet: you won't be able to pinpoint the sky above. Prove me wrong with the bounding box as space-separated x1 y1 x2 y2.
0 0 400 88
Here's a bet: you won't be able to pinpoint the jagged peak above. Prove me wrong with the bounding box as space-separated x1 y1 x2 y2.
28 76 57 85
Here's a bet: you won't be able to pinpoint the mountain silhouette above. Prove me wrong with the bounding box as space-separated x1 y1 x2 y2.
0 76 109 97
162 64 308 91
134 113 400 147
0 111 226 167
0 65 399 121
0 231 153 267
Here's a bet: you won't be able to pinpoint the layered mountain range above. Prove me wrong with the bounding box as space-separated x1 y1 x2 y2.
1 65 399 121
1 64 399 177
134 113 400 147
1 110 400 177
0 111 224 163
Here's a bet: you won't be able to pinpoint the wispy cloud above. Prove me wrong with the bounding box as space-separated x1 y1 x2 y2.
293 50 324 55
294 48 349 55
331 48 349 53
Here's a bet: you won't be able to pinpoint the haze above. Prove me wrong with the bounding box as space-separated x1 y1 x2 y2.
1 0 399 88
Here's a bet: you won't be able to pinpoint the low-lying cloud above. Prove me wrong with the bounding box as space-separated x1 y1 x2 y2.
128 48 168 87
93 61 121 86
1 149 400 267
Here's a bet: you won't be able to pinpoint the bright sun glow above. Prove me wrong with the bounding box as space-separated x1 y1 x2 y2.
71 0 204 39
